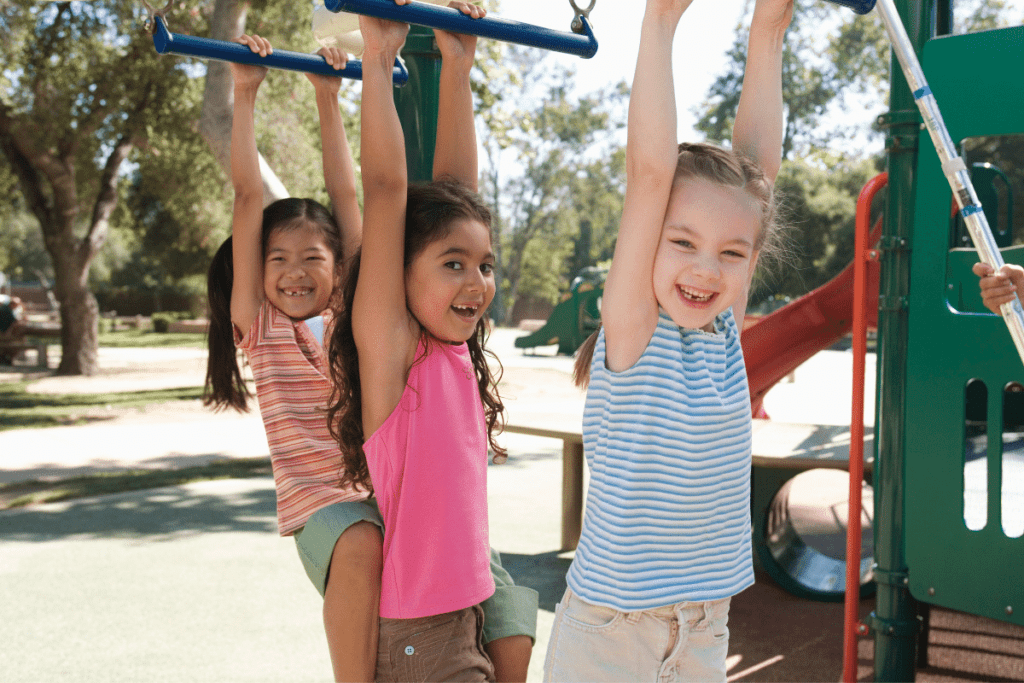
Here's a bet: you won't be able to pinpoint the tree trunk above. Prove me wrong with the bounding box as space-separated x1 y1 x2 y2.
199 0 289 205
54 269 99 376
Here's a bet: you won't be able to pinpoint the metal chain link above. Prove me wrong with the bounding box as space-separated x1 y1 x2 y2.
141 0 174 34
569 0 596 34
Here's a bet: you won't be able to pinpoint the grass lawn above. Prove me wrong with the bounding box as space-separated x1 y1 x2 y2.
0 458 271 510
0 381 206 431
98 329 206 348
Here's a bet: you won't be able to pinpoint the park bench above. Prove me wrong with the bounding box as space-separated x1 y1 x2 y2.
0 338 49 369
1 322 62 370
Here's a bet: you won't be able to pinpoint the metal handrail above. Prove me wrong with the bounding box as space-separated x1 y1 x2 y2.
151 15 409 84
323 0 599 59
825 0 878 13
844 172 888 683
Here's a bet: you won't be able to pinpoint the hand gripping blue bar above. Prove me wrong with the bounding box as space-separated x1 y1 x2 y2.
823 0 877 14
152 16 409 84
324 0 599 59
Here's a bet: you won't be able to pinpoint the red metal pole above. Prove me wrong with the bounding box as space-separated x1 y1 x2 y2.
844 172 888 683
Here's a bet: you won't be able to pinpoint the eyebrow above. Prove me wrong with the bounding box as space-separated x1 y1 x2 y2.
439 246 495 260
666 225 753 249
266 246 326 255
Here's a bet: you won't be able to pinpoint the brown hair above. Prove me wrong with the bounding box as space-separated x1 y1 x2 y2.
573 142 782 388
327 178 506 494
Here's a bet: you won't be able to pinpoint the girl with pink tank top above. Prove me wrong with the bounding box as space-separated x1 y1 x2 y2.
326 12 508 683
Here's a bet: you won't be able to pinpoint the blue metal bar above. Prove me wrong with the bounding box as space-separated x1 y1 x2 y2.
823 0 877 13
151 15 409 84
324 0 598 59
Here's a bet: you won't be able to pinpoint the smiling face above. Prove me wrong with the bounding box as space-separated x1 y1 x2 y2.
263 223 338 320
652 177 762 331
404 217 496 343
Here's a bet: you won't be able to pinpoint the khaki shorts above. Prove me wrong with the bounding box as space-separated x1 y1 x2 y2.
376 604 495 682
543 588 731 683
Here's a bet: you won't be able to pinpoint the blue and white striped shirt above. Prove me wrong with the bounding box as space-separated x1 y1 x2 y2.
566 308 754 610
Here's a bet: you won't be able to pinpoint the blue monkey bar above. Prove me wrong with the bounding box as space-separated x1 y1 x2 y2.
824 0 878 12
151 16 409 84
323 0 599 59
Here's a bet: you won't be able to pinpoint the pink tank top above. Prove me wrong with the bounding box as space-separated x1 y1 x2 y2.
362 337 495 619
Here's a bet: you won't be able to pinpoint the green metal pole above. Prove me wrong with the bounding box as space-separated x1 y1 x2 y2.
873 0 932 680
395 25 442 183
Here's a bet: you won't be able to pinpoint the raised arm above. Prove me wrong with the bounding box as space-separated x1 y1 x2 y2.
352 13 413 436
602 0 692 371
432 2 486 189
229 35 271 337
732 0 792 184
307 48 363 258
731 0 791 327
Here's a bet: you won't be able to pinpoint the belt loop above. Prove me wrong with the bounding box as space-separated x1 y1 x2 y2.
625 610 641 624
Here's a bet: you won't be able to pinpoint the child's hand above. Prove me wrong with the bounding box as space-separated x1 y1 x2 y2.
752 0 795 31
360 1 411 58
973 262 1024 314
434 2 485 67
231 34 271 90
305 47 349 93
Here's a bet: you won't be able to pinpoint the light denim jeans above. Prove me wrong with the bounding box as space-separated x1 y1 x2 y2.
543 588 731 683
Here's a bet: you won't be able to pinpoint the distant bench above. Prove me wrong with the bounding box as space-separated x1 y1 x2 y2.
503 419 874 553
1 322 61 369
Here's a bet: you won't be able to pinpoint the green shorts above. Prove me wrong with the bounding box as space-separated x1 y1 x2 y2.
294 499 539 644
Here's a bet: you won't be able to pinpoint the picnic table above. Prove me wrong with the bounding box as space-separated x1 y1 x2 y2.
503 417 874 555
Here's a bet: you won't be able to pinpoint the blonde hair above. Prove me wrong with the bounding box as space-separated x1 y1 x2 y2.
572 142 783 388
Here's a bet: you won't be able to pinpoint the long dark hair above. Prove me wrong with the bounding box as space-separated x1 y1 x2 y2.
573 142 783 388
327 178 506 493
204 198 343 412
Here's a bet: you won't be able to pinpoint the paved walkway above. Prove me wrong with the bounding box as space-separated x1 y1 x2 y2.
3 331 1021 682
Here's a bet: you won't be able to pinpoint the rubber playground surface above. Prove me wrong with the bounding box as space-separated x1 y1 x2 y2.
1 330 1022 682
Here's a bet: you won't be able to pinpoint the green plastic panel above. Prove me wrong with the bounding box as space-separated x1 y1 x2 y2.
905 26 1024 627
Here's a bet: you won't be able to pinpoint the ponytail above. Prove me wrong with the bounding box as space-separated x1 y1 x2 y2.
203 237 252 412
573 328 600 389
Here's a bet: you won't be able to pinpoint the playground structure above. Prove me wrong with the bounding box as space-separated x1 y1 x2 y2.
146 0 1024 679
513 267 604 356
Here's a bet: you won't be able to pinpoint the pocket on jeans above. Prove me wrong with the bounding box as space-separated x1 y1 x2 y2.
378 613 459 683
560 593 624 632
709 602 730 641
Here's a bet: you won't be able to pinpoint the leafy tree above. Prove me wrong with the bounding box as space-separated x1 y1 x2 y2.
476 45 627 322
695 0 1015 160
0 0 354 373
696 0 1015 304
0 0 206 374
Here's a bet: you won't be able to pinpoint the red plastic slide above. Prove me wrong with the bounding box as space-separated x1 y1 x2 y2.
742 216 883 417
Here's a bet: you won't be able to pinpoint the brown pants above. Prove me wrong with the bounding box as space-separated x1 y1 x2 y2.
376 604 495 682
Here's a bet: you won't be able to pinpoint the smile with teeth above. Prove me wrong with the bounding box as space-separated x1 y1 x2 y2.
282 287 312 297
678 285 715 303
452 304 479 318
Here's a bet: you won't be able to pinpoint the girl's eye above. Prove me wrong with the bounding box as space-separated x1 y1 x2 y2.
445 261 464 271
723 250 746 259
480 263 494 275
673 240 694 249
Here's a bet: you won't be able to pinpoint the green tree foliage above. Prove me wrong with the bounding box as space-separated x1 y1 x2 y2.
696 0 1015 304
0 0 358 370
0 0 208 374
476 45 627 323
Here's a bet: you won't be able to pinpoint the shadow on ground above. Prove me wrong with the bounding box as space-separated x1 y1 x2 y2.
0 481 278 541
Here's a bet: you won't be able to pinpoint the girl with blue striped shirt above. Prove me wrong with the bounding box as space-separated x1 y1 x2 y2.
543 1 792 681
